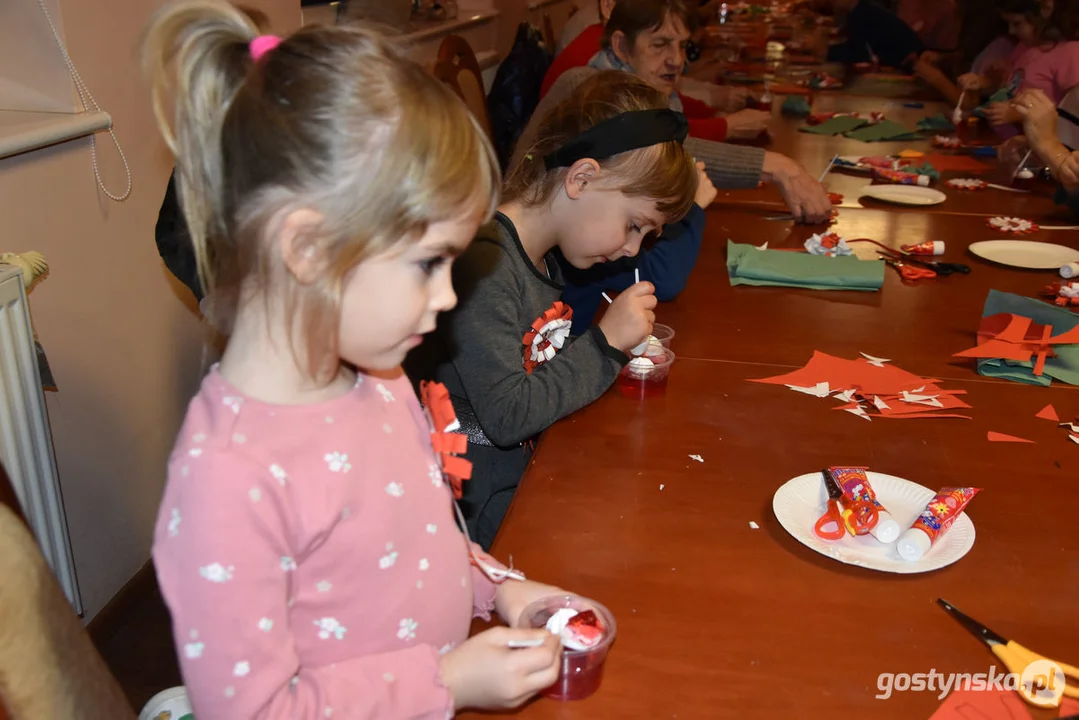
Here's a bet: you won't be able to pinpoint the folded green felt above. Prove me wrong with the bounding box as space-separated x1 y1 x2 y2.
916 113 955 131
906 162 940 181
781 95 812 117
726 240 885 291
974 289 1079 386
843 119 920 142
800 116 868 135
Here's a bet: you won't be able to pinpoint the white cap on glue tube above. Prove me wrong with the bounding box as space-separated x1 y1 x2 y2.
1061 262 1079 279
927 241 945 256
870 511 901 544
896 527 932 562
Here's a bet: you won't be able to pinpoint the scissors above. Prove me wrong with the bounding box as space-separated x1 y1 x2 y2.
881 255 937 281
937 598 1079 708
813 468 879 540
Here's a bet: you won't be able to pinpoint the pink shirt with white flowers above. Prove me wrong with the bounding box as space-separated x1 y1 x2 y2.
153 367 502 719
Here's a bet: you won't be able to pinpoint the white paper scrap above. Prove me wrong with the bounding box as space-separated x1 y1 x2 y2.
834 389 858 403
659 484 665 490
860 352 891 367
748 521 760 529
845 406 872 421
689 454 704 463
872 395 890 411
786 381 831 397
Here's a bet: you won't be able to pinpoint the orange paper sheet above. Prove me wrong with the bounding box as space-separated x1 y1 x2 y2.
752 351 942 396
928 688 1031 720
987 431 1035 443
1036 404 1060 422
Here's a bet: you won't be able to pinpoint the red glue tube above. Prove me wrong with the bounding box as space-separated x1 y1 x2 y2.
897 487 980 561
874 168 930 186
901 241 944 255
829 467 901 543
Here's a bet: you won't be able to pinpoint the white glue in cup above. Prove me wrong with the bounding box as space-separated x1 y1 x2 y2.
870 511 901 544
896 527 932 562
1061 262 1079 279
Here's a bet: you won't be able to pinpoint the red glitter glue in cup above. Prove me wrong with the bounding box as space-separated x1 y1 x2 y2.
518 595 617 701
616 347 675 399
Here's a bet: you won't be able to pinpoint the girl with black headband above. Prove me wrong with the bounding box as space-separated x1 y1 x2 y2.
407 71 699 550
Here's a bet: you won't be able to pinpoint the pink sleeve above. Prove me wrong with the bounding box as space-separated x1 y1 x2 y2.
1052 44 1079 101
154 450 454 720
467 543 503 621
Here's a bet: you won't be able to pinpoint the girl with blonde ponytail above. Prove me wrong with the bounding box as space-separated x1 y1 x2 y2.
144 3 575 717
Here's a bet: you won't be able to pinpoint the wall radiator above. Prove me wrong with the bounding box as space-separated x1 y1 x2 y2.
0 265 81 613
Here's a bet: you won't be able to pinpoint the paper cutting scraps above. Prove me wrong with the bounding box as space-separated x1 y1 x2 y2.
804 232 853 257
953 312 1079 380
946 178 987 190
1036 404 1059 422
750 351 972 420
932 135 961 149
927 687 1032 720
987 431 1035 443
988 217 1039 235
689 454 704 463
970 290 1079 387
860 352 890 367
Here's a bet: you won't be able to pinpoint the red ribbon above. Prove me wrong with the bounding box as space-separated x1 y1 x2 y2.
419 381 472 499
522 301 574 374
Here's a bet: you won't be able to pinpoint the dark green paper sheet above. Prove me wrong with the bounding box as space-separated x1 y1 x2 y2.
843 119 921 142
800 116 868 135
916 113 955 132
727 240 885 291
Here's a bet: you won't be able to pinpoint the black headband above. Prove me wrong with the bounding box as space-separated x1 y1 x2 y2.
543 109 689 170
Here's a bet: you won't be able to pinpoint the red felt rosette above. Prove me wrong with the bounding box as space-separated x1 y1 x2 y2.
522 301 574 374
420 380 472 499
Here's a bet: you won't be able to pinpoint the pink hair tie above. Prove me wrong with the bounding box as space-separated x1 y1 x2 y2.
249 35 282 62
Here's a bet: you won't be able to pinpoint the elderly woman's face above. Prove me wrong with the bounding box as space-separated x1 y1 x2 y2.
618 13 691 96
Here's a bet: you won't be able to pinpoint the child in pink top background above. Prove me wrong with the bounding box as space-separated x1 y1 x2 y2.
960 0 1079 134
143 2 574 717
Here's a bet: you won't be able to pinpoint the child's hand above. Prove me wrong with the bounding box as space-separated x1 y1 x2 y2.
957 73 987 92
985 101 1018 127
694 161 718 209
598 282 657 354
495 580 567 628
439 627 561 710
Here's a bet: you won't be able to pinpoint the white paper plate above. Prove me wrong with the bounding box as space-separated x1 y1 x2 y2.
772 471 975 574
860 185 947 206
968 240 1079 270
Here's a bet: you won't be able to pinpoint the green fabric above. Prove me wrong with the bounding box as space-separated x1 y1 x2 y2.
974 290 1079 386
906 162 940 181
916 113 955 131
843 119 921 142
800 116 868 135
781 95 812 116
726 240 885 291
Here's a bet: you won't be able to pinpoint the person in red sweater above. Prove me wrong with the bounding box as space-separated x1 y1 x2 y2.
542 0 770 142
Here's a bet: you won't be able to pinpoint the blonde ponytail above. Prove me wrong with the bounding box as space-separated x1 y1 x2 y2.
143 0 258 297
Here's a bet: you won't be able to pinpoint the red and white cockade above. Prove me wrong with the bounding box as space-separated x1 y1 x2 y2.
987 216 1039 235
945 178 987 191
522 301 574 373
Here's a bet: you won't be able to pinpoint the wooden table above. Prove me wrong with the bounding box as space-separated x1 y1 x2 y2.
464 61 1079 720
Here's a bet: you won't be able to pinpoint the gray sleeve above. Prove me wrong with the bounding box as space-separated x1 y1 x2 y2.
683 137 765 189
447 243 626 447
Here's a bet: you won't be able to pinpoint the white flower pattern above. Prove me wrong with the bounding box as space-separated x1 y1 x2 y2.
324 452 351 473
222 396 243 414
376 383 395 403
168 509 181 537
397 618 417 641
314 617 347 640
234 661 250 677
249 488 261 503
258 618 273 632
316 580 332 593
428 463 444 487
269 464 287 485
281 556 297 572
385 482 404 498
426 524 437 534
184 642 204 659
419 558 429 571
199 563 234 583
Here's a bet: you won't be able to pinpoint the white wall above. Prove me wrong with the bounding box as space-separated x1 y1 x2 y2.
0 0 300 621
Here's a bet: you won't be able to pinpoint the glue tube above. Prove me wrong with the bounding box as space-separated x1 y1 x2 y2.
901 241 944 256
874 168 931 186
897 487 981 562
830 467 901 543
1061 262 1079 279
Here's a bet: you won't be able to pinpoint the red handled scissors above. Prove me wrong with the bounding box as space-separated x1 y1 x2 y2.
881 255 937 281
814 468 880 540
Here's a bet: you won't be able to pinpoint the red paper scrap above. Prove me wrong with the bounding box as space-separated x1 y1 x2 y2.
988 431 1035 443
928 688 1031 720
1036 404 1060 422
954 314 1079 376
1058 695 1079 717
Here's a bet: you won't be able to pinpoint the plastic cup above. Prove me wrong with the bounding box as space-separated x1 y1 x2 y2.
616 348 675 399
651 323 675 349
518 595 617 702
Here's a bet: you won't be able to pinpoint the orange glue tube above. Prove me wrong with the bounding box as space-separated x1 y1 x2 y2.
901 241 944 256
897 487 981 562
